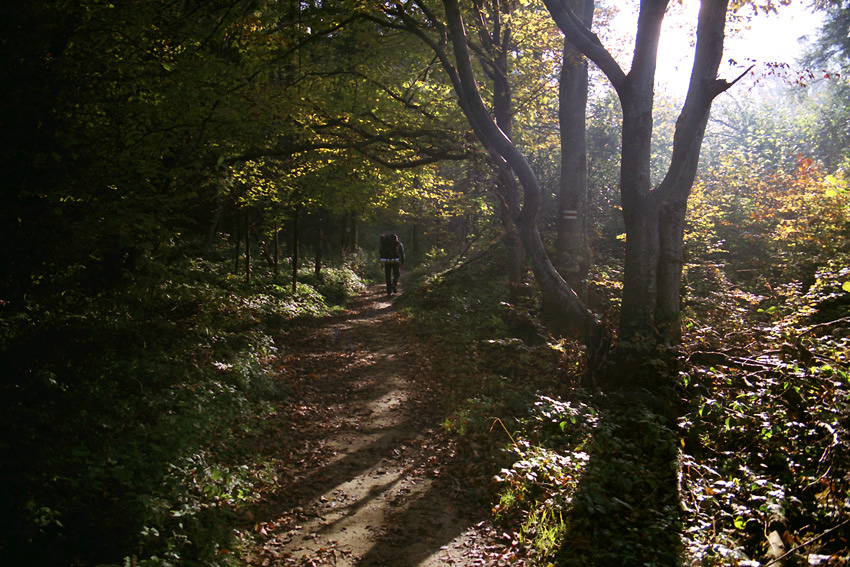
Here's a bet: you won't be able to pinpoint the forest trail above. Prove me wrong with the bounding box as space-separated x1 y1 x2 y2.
244 285 511 567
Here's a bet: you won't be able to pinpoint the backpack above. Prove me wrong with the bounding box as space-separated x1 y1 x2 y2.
380 233 399 259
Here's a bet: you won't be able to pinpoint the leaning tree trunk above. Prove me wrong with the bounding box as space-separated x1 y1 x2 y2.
442 0 600 340
473 2 527 301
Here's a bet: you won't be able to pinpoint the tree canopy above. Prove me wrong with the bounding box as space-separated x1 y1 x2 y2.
1 0 848 565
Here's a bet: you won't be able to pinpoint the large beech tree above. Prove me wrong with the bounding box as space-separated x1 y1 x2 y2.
384 0 754 389
543 0 751 358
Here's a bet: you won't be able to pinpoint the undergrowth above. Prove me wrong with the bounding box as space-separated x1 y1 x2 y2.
0 244 365 566
677 257 850 566
399 244 569 435
403 242 850 566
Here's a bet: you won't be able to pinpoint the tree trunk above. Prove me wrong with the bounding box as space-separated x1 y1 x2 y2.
314 226 323 280
499 175 526 302
654 0 731 344
617 67 660 343
207 200 225 246
541 0 736 389
292 205 300 293
351 215 358 250
340 211 349 252
556 0 594 291
234 217 241 275
340 211 357 253
656 198 687 343
442 0 599 339
244 215 251 284
439 0 736 377
274 228 280 278
469 0 527 301
411 222 420 255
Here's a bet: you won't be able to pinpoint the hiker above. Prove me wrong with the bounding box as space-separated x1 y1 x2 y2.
379 233 405 295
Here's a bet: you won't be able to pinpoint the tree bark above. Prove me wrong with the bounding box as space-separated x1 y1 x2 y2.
234 217 241 275
314 225 323 280
411 222 420 255
499 174 526 302
244 214 251 284
416 0 737 373
471 0 527 300
556 0 594 291
541 0 737 387
615 0 667 343
656 198 687 342
655 0 735 344
443 0 600 339
274 228 280 278
292 205 300 293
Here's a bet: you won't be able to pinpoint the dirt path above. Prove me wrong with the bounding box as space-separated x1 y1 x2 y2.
245 286 511 567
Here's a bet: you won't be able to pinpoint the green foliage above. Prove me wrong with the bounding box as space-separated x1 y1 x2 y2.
0 0 468 306
804 0 850 72
676 98 850 564
492 397 597 557
0 0 846 565
493 395 683 567
790 257 850 325
676 231 850 567
296 265 367 306
400 245 511 349
686 154 850 300
401 243 569 438
0 244 362 566
679 324 850 564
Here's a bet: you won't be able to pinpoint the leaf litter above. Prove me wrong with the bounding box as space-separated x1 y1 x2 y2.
242 286 512 567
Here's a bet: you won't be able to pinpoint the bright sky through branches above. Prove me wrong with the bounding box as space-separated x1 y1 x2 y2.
611 1 824 94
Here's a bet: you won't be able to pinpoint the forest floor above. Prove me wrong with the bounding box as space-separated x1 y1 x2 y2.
242 285 513 567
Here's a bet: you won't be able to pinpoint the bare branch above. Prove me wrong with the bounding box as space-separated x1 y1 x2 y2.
710 63 755 96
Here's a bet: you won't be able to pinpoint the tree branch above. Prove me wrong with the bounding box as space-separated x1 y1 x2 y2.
653 0 732 204
762 518 850 567
710 63 755 97
541 0 626 90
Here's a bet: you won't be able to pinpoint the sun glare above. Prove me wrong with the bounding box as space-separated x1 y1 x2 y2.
608 0 824 95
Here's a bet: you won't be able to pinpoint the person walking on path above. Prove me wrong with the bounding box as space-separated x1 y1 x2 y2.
379 233 405 296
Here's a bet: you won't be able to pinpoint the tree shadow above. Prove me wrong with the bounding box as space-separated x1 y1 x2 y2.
235 285 487 565
353 472 480 567
555 395 684 566
245 407 480 566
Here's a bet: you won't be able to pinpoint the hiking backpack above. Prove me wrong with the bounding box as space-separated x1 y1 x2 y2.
380 233 399 259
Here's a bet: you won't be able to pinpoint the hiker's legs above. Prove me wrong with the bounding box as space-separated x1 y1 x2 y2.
384 263 393 295
391 264 400 293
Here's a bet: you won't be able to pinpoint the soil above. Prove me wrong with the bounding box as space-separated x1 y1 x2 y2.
244 285 517 567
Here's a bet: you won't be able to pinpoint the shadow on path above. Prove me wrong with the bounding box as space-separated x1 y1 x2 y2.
245 285 496 566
